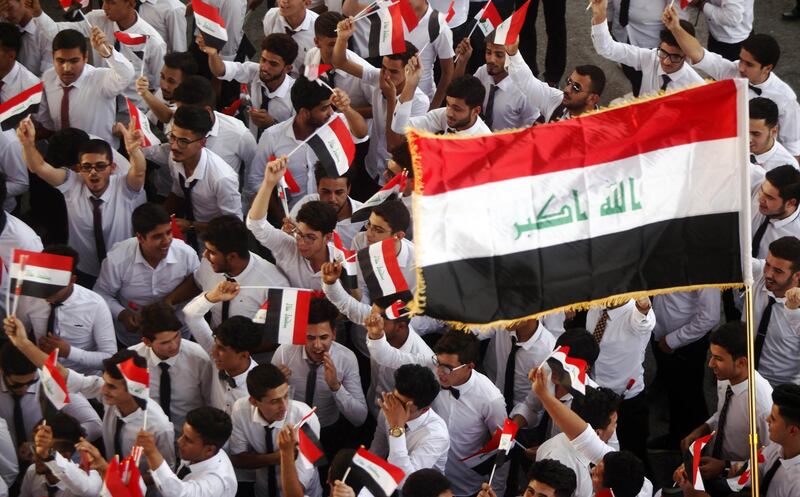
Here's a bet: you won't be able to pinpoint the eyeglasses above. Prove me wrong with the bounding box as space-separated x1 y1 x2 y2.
167 132 204 149
432 355 467 375
79 162 110 172
291 228 319 244
365 221 390 236
565 78 585 93
657 48 685 63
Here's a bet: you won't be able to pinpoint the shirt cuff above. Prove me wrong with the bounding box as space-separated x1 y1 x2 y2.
391 100 413 134
504 50 524 71
220 60 237 81
151 459 176 486
183 292 216 318
387 431 409 455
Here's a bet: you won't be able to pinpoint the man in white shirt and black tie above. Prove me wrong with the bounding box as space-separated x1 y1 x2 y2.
0 23 39 103
749 98 800 171
1 0 57 77
752 168 800 260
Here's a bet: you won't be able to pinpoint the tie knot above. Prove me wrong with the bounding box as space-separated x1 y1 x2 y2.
90 197 103 207
218 371 236 387
749 84 763 96
159 362 170 371
725 385 733 397
444 386 460 399
225 275 236 282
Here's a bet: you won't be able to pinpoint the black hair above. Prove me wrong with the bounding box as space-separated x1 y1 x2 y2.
314 161 351 185
77 139 113 163
0 22 23 53
772 383 800 427
709 321 748 360
403 469 452 497
213 316 262 353
203 215 251 259
602 451 645 497
768 236 800 272
446 75 485 109
371 199 410 233
52 29 87 55
262 33 299 67
173 105 213 137
389 142 413 177
185 406 232 450
385 41 418 65
0 342 37 376
102 349 146 381
574 65 606 95
38 412 85 454
328 448 356 483
246 363 288 401
555 328 600 369
163 51 199 77
43 244 78 277
291 76 333 113
394 364 440 409
571 386 620 431
173 75 216 108
764 165 800 204
296 200 337 234
314 11 344 38
132 202 171 236
433 330 480 365
307 297 339 330
46 128 90 168
139 302 183 341
527 459 578 497
741 33 780 69
659 20 695 46
750 97 780 128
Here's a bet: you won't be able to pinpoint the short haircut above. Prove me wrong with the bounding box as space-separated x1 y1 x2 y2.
163 51 198 77
765 165 800 204
446 75 486 109
40 412 85 453
769 236 800 272
132 202 171 236
213 316 262 353
291 76 332 113
0 22 23 53
77 138 113 163
385 41 418 65
372 199 410 233
314 11 344 38
773 383 800 427
602 451 645 497
709 321 748 360
390 142 413 176
555 328 600 369
0 342 37 376
328 448 356 482
52 29 87 55
749 97 780 128
204 215 250 259
246 363 287 401
574 65 606 95
659 20 695 46
742 33 780 69
307 297 339 330
394 364 440 409
173 75 216 108
296 200 337 234
527 459 578 497
571 386 620 431
314 161 351 185
172 105 213 136
403 469 452 497
102 349 146 382
262 33 299 66
185 406 232 450
139 302 183 341
46 128 90 168
433 330 480 365
43 244 78 276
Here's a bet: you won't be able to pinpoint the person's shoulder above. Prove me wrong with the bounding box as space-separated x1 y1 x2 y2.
330 341 358 361
73 284 111 305
215 111 250 134
179 338 213 360
106 236 139 258
230 395 253 418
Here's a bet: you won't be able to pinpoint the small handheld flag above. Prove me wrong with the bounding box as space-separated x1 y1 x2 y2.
298 424 326 469
0 83 44 131
170 214 185 241
252 288 311 345
330 231 358 289
192 0 228 51
9 249 73 299
492 0 531 45
347 447 405 497
41 350 69 410
351 170 407 222
125 98 159 147
357 238 409 300
304 116 356 178
685 432 715 491
541 346 588 395
117 357 150 408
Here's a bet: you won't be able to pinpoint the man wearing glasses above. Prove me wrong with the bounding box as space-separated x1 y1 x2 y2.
590 0 703 97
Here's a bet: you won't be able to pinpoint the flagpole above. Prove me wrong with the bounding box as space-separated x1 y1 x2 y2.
487 463 498 486
352 1 399 22
10 255 28 317
278 185 291 219
139 42 148 78
341 466 351 484
453 15 482 64
744 284 761 497
354 0 378 19
285 115 337 158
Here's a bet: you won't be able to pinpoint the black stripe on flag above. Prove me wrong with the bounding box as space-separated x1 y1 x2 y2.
307 134 340 179
367 14 381 59
419 213 741 323
1 103 39 131
8 278 66 299
263 288 283 341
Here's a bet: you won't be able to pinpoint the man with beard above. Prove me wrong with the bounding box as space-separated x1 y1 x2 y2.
453 33 538 131
200 33 297 140
749 98 799 171
135 52 199 129
752 165 800 259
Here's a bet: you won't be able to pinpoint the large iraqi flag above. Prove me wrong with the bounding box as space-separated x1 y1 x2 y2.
407 80 752 325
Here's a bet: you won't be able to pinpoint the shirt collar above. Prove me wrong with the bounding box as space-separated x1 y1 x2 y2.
750 73 773 91
250 404 286 428
228 253 257 281
178 149 209 181
0 376 40 395
492 73 513 92
780 449 800 467
281 10 313 32
64 64 91 89
146 347 178 367
405 408 431 431
2 61 21 85
459 116 488 135
604 299 635 320
512 324 549 351
263 75 294 99
208 112 221 137
755 141 779 163
186 451 224 473
727 378 750 396
451 369 477 397
770 207 800 229
116 403 145 422
135 241 178 268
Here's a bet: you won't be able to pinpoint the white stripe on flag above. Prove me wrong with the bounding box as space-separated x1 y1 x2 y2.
9 262 72 287
351 451 402 497
194 12 227 42
368 242 401 297
314 123 351 175
377 7 398 56
277 289 301 344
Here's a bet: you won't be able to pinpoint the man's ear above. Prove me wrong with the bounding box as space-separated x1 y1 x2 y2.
394 231 406 241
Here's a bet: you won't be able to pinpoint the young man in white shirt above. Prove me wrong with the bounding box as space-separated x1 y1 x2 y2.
135 51 198 141
135 0 187 53
752 169 800 260
0 24 39 103
229 364 322 497
1 0 57 76
94 202 200 346
686 0 753 61
262 0 318 73
137 406 238 497
750 98 800 171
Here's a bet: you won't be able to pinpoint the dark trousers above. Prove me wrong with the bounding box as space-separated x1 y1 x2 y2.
621 64 643 97
653 335 710 443
708 34 742 62
617 390 650 475
519 0 567 85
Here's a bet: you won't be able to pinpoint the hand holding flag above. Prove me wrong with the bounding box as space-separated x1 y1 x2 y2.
41 350 70 410
346 447 405 497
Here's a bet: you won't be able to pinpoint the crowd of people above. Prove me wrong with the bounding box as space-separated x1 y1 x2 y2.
0 0 799 496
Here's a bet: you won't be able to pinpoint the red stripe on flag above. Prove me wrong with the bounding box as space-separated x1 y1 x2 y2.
480 1 503 27
380 238 409 293
118 357 149 387
113 32 147 45
0 83 44 116
170 214 185 241
389 4 406 54
398 0 419 31
13 249 73 272
299 426 325 465
446 0 455 22
192 0 226 26
412 80 739 196
355 448 405 485
329 116 356 166
496 0 530 45
293 291 311 345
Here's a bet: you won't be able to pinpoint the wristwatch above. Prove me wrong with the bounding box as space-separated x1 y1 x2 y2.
389 426 405 438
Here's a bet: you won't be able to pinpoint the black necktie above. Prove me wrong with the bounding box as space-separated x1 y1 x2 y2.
660 74 671 91
752 217 771 258
219 370 237 388
483 85 497 130
159 362 172 421
260 86 271 112
47 302 63 335
503 337 521 413
750 154 758 165
755 297 777 369
89 197 107 263
305 363 320 406
221 276 236 321
178 174 199 249
176 463 192 480
760 458 782 495
711 385 733 458
285 27 295 36
444 386 460 400
45 485 59 497
749 84 763 96
114 418 125 456
619 0 630 26
12 394 27 444
264 426 278 497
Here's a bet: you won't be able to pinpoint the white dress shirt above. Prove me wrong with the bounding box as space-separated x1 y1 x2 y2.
152 450 238 497
652 289 720 349
192 0 246 61
369 408 450 484
751 195 800 260
20 451 102 497
0 61 39 103
18 14 58 76
536 433 593 497
304 47 373 110
271 342 368 428
753 141 799 171
586 300 656 398
0 419 17 488
591 22 704 96
0 133 30 212
164 112 257 175
129 341 215 433
0 213 42 316
0 377 102 445
219 62 296 138
474 67 538 131
55 171 146 276
692 48 800 156
136 0 187 52
261 8 318 74
570 426 653 497
169 148 243 222
17 285 117 375
504 51 565 122
608 0 677 50
701 0 754 44
37 48 134 146
229 398 321 497
193 252 289 328
758 442 800 497
405 7 454 100
705 372 772 461
392 105 491 135
289 195 365 249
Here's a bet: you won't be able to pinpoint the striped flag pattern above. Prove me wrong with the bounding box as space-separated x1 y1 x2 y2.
9 250 73 299
125 98 159 147
192 0 228 51
475 1 503 36
307 116 355 178
41 350 69 410
349 448 405 497
492 0 531 45
368 3 406 57
253 288 311 345
357 238 409 299
0 82 43 131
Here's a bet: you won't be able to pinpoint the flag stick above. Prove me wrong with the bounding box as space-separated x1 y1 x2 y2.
354 0 378 19
585 1 592 10
139 42 148 78
352 1 399 22
453 20 480 64
668 0 674 8
341 466 352 484
315 78 335 92
744 284 761 497
11 255 28 317
78 9 92 28
487 463 498 486
286 115 337 158
294 406 317 429
278 185 290 219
